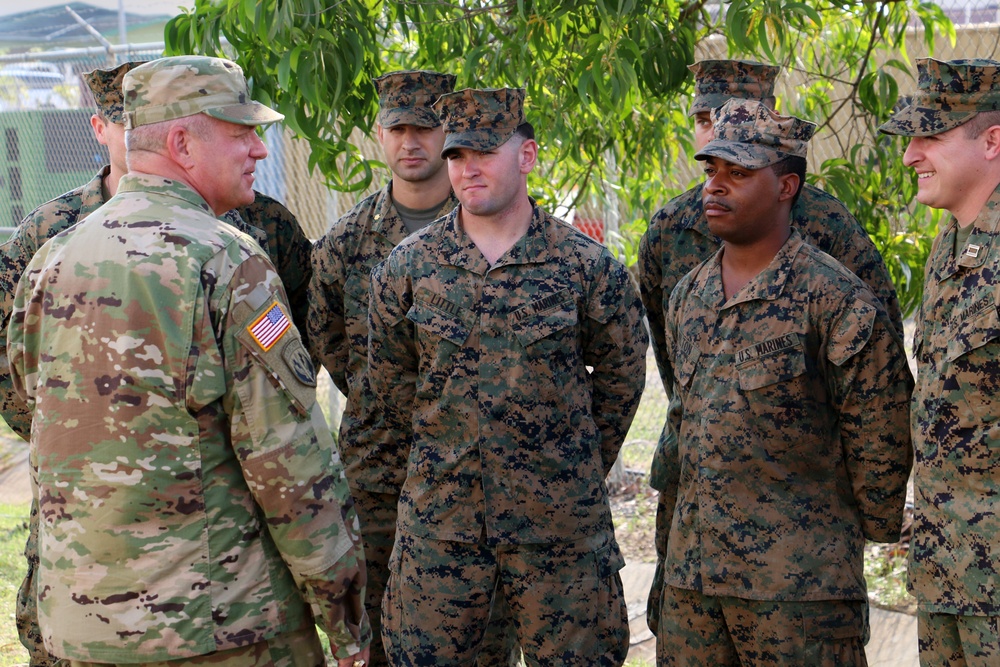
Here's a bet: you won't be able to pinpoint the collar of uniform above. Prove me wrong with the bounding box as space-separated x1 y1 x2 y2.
696 228 801 309
441 199 551 270
953 183 1000 272
498 201 551 267
219 207 268 247
438 207 489 273
115 173 214 215
83 164 113 210
372 182 403 239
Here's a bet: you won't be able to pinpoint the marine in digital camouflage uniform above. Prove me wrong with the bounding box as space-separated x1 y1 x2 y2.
654 99 913 666
637 59 906 635
367 87 648 666
308 70 522 667
7 55 369 667
0 61 316 667
880 58 1000 667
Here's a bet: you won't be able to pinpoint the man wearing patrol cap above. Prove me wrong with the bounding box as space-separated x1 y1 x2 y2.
7 55 369 667
637 58 904 637
365 86 648 665
1 59 316 666
653 98 913 666
880 58 1000 666
308 70 520 667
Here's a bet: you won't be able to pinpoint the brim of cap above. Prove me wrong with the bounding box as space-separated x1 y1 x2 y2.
694 140 786 169
204 102 284 127
877 104 974 137
440 129 515 158
688 93 736 116
380 107 441 128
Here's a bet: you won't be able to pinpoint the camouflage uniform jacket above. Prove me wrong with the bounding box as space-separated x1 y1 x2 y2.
367 203 649 544
663 231 913 601
0 169 312 440
639 182 904 398
308 182 456 492
8 173 369 662
909 184 1000 616
229 191 314 357
0 167 108 438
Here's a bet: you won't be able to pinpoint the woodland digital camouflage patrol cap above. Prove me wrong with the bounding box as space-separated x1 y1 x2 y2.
82 61 146 124
695 98 815 169
122 55 284 130
436 87 525 158
878 58 1000 136
374 70 456 128
688 59 780 116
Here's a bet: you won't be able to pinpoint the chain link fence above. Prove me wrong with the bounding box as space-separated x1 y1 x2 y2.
1 10 999 471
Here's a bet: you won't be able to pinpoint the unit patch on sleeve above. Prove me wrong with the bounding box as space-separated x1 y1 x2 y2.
248 301 291 351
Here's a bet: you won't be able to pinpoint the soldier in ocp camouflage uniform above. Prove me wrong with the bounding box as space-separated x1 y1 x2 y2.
308 70 520 667
367 87 648 665
654 98 913 666
879 58 1000 667
637 59 905 636
8 55 369 667
1 60 315 667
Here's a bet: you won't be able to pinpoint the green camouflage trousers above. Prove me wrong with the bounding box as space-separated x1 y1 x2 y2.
16 498 49 667
656 585 868 666
351 488 520 667
918 610 1000 667
382 529 628 666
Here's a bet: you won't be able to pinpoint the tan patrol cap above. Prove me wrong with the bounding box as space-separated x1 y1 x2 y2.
82 61 147 124
435 87 525 158
695 98 815 169
122 55 283 130
879 58 1000 137
688 59 780 116
374 70 456 128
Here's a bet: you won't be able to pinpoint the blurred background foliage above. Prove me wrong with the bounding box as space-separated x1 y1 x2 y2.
166 0 958 316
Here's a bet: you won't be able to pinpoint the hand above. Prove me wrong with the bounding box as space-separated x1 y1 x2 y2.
336 646 370 667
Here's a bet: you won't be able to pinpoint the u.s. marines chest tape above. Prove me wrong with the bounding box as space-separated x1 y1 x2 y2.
234 284 317 415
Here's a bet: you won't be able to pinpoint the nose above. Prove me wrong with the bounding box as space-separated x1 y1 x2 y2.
902 138 921 168
401 128 420 149
250 132 268 160
705 172 725 194
461 155 480 178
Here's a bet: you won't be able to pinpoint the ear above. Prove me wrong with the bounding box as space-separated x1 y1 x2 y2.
776 172 800 202
518 138 537 175
90 114 108 147
376 123 385 144
983 125 1000 161
165 123 196 170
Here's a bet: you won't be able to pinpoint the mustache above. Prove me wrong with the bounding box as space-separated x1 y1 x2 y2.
703 197 731 211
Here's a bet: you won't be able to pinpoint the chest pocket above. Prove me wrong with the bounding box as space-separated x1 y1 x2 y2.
407 288 475 348
735 337 825 443
736 338 808 391
510 290 578 349
944 296 1000 363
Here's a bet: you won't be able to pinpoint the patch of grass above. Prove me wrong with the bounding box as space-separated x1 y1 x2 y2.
0 503 29 667
624 353 668 447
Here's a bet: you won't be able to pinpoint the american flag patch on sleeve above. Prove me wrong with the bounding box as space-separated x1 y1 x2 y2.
248 301 291 351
